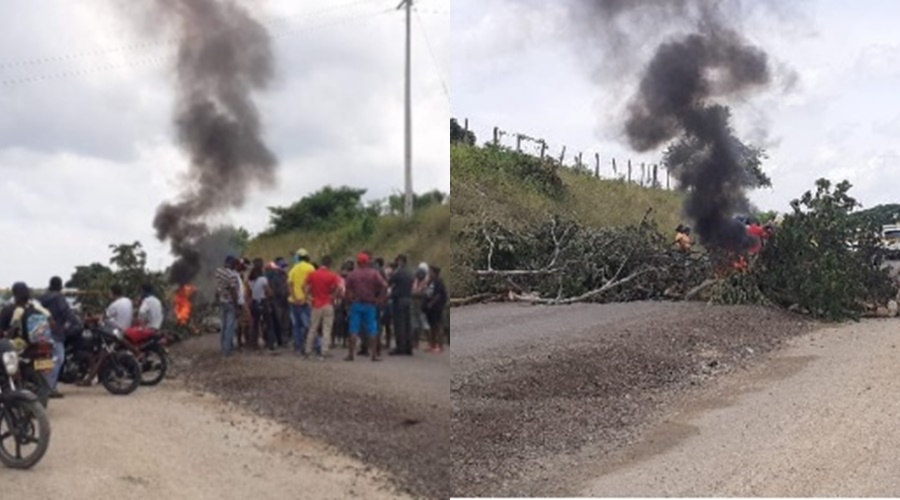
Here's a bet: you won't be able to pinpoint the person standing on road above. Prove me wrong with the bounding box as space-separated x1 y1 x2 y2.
39 276 79 399
303 255 342 360
410 263 431 352
216 256 240 356
288 248 316 355
389 254 414 356
106 284 133 331
248 259 273 351
424 266 448 354
268 257 290 347
344 252 387 362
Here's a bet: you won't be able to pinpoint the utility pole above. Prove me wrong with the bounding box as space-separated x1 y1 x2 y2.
398 0 414 218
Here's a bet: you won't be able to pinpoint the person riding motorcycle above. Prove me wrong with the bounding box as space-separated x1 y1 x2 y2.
0 282 55 344
125 283 164 344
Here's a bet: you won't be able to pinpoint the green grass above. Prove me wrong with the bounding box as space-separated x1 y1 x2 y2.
451 143 686 297
247 203 449 272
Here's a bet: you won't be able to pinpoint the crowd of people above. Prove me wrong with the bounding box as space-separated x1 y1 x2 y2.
215 249 448 362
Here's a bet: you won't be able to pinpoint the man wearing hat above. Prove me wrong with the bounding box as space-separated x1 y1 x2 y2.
343 252 387 361
288 248 316 356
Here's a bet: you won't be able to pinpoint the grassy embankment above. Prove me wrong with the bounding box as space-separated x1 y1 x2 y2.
451 143 685 298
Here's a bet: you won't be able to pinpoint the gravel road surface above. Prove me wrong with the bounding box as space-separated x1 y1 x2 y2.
0 384 406 500
174 335 449 499
581 318 900 496
451 302 814 497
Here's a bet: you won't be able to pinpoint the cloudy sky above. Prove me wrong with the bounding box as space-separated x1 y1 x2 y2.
0 0 448 287
453 0 900 216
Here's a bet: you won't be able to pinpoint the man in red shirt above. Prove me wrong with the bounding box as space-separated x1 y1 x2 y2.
303 255 342 360
343 253 387 362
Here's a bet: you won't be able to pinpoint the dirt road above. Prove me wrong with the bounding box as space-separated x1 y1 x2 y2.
581 318 900 496
451 302 814 497
0 384 407 500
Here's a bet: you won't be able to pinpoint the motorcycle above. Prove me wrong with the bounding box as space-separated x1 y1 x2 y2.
58 318 142 396
7 338 53 409
122 328 169 386
0 338 51 469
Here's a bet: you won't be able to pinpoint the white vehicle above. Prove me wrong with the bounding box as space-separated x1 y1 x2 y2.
883 224 900 259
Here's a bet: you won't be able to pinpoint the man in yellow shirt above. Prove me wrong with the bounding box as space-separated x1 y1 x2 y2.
288 248 316 356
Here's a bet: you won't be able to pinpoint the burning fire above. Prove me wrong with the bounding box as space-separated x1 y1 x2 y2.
174 285 196 325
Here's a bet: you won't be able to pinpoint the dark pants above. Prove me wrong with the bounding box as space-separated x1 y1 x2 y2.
252 299 276 349
393 298 413 354
270 297 289 346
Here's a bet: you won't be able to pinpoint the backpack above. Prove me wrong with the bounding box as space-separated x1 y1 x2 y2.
16 301 54 346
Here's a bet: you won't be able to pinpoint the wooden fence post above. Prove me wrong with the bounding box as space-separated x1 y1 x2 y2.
516 134 522 152
612 158 618 176
493 126 499 146
559 146 567 164
595 153 600 178
577 152 583 170
627 159 632 183
540 141 547 160
464 118 469 137
667 169 670 190
653 164 659 187
641 163 646 186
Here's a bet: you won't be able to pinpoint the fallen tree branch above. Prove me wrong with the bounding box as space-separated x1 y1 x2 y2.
510 267 658 305
449 293 503 307
684 278 719 301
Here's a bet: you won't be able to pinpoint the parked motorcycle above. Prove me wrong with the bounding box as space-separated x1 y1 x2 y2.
58 318 142 396
0 339 51 469
8 338 53 408
122 328 169 386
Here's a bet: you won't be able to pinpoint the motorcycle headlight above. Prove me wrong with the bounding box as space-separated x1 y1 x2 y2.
2 351 19 376
112 328 124 341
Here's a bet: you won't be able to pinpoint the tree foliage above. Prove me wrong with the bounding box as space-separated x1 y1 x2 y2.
70 242 167 316
266 186 374 235
451 118 476 146
755 179 896 320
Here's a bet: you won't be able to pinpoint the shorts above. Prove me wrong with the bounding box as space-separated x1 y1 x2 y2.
410 307 429 330
348 302 379 337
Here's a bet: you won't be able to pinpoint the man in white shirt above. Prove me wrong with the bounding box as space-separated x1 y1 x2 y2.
105 284 133 330
137 283 164 331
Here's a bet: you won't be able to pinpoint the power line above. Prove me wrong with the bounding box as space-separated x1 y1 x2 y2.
1 7 396 87
0 0 393 71
414 6 449 102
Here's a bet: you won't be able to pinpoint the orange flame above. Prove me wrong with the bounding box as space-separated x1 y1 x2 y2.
174 285 196 325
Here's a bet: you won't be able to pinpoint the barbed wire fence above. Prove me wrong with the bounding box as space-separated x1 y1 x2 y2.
456 118 677 191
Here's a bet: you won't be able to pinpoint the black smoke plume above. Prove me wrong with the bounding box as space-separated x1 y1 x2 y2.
149 0 277 284
577 0 776 251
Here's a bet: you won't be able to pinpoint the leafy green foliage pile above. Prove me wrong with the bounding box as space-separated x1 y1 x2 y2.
756 179 896 320
466 179 897 321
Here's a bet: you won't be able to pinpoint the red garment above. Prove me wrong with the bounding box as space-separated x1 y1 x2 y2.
747 224 766 255
125 326 157 344
306 267 341 309
345 267 386 305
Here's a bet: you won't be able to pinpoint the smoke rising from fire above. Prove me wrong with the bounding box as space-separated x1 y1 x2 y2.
148 0 277 284
576 0 779 251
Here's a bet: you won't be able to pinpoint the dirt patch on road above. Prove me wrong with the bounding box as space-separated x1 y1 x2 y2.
172 336 448 500
451 303 816 497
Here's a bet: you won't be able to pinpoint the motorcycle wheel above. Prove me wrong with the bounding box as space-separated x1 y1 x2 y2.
0 397 51 469
99 352 141 396
22 370 51 409
139 345 168 386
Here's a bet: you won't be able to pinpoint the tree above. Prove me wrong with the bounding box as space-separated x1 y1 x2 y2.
386 189 447 215
757 179 896 320
451 118 476 146
66 263 113 289
663 106 772 189
266 186 370 235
